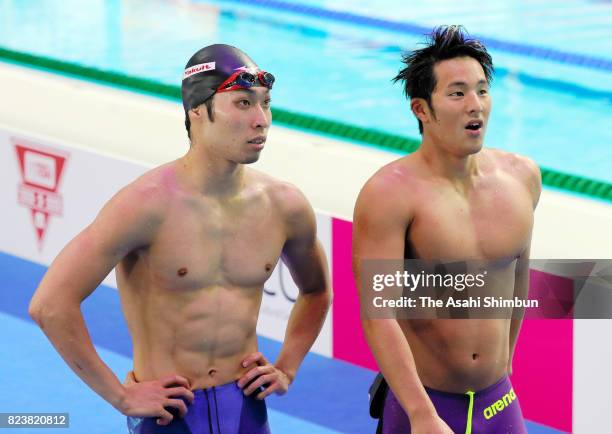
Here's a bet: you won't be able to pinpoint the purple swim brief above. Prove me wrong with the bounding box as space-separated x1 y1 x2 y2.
127 381 270 434
381 376 527 434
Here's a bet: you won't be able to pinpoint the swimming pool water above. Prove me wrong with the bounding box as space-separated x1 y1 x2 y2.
0 0 610 182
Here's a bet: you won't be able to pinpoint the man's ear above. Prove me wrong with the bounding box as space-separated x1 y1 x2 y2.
189 106 203 120
411 98 430 125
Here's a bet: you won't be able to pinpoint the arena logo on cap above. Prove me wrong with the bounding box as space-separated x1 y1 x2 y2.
13 139 69 251
183 61 216 80
234 65 257 73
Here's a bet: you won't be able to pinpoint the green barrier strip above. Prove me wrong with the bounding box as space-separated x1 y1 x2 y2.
271 108 420 153
0 47 180 100
540 167 612 201
1 46 610 203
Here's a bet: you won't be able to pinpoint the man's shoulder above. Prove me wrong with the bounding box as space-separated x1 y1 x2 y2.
485 149 542 205
247 168 312 219
87 164 174 245
486 148 538 173
126 163 173 197
359 157 420 207
487 148 539 181
353 157 421 229
106 163 174 217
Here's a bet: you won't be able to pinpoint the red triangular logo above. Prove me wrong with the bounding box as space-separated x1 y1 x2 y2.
13 139 69 252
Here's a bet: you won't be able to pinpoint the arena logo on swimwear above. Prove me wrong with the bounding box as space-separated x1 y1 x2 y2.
482 388 517 420
13 139 69 251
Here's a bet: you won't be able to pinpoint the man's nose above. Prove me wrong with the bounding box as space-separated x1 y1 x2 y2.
252 104 270 129
466 91 483 114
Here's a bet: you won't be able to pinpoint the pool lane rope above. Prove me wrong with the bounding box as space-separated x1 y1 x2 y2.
215 0 612 73
0 46 610 203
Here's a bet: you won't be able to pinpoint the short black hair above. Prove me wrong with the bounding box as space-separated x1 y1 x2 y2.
185 97 215 141
393 25 494 134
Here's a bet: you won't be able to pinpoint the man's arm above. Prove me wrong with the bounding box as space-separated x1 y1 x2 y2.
508 156 542 374
29 183 193 424
508 244 530 375
239 185 331 399
275 187 331 382
353 173 452 433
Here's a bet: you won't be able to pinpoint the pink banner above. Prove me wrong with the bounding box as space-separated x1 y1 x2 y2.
332 217 377 369
510 270 574 432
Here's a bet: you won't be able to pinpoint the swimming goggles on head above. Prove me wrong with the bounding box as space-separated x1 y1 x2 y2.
216 70 275 93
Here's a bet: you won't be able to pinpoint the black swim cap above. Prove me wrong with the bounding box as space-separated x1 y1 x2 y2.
181 44 260 112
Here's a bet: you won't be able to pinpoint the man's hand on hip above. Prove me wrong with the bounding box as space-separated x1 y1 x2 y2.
120 372 194 426
238 352 290 400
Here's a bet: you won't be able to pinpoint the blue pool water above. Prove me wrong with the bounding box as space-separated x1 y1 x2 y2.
0 0 610 183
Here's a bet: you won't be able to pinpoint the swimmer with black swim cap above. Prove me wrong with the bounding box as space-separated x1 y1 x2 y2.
30 43 331 434
182 44 274 141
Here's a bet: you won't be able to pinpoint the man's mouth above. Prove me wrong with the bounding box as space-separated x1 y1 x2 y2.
465 120 483 132
248 136 266 145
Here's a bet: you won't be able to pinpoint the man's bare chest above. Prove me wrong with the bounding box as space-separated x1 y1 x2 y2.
408 184 534 260
139 199 287 291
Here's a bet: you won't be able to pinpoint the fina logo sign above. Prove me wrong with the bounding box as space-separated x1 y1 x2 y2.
13 139 69 251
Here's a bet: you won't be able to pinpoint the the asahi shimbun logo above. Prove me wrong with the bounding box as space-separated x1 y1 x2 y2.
13 139 69 250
